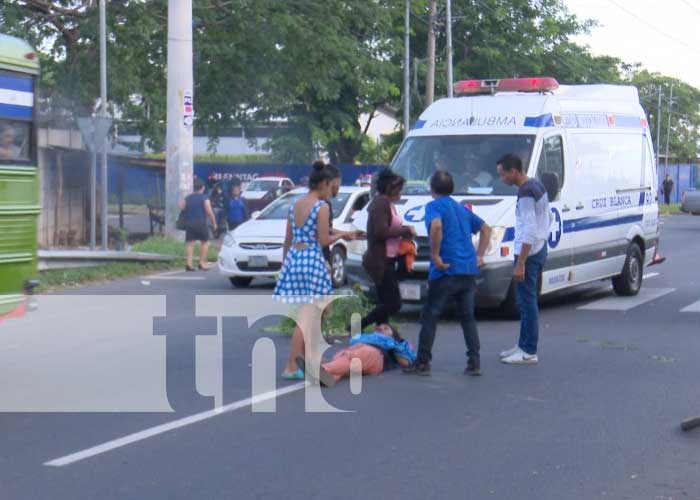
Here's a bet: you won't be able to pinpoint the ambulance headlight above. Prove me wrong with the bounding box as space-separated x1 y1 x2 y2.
472 226 506 256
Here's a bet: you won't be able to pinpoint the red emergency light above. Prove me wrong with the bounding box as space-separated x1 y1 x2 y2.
453 77 559 96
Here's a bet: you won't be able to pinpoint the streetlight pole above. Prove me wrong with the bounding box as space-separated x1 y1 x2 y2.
99 0 108 249
165 0 195 237
655 85 662 167
403 0 410 137
664 84 674 177
446 0 453 98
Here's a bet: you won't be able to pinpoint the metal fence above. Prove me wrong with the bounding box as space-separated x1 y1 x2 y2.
658 163 700 203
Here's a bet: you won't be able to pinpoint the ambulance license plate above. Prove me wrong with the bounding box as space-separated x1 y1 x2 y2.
399 283 421 300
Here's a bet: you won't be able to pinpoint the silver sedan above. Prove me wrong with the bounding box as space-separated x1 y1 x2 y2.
681 188 700 214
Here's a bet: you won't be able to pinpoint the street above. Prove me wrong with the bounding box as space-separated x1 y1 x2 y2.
2 214 700 500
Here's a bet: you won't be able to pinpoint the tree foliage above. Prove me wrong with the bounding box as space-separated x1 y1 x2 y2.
1 0 697 162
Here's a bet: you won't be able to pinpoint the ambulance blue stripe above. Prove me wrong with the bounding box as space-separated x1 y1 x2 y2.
501 214 645 243
0 103 33 120
0 75 33 93
524 114 554 127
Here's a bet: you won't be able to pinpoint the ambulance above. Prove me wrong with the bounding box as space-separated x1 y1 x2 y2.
346 77 660 313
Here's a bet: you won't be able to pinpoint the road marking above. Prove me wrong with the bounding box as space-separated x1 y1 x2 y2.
643 272 659 280
143 276 206 281
44 382 308 467
578 287 675 311
681 300 700 313
144 270 188 278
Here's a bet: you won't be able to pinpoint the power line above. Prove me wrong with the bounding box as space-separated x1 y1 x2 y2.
679 0 700 17
607 0 700 55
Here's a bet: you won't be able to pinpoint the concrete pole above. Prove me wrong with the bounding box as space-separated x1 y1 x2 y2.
655 85 662 166
90 150 96 249
403 0 410 137
664 84 674 176
165 0 194 237
446 0 453 98
99 0 108 249
425 0 437 106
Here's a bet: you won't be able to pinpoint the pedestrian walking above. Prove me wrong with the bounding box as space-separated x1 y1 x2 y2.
226 178 248 231
359 169 415 331
495 153 552 364
275 161 351 379
662 174 674 205
179 177 218 271
403 171 491 376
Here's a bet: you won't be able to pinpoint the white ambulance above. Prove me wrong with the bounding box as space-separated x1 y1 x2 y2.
346 77 660 313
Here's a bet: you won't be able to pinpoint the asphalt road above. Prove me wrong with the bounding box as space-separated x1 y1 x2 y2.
2 215 700 500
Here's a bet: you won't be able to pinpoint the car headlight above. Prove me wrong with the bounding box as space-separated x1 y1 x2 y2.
472 226 506 256
223 233 236 248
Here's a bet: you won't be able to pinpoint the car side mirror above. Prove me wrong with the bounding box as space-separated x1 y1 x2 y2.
540 172 560 202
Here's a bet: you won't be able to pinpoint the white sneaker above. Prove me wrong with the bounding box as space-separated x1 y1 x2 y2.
501 350 538 364
500 345 520 359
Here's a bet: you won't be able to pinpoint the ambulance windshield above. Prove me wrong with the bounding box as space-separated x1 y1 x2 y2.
391 135 535 196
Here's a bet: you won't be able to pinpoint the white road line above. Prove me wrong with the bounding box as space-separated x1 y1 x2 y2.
143 276 205 281
143 270 188 278
681 300 700 313
643 272 660 280
578 287 675 311
44 382 308 467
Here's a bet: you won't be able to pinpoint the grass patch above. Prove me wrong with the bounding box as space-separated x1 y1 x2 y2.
660 203 683 215
37 236 220 292
37 261 175 292
264 288 374 336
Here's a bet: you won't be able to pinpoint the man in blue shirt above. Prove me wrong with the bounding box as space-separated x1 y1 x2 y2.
227 177 248 230
404 171 492 376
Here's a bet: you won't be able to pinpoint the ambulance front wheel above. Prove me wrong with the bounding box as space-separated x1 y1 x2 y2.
612 243 643 296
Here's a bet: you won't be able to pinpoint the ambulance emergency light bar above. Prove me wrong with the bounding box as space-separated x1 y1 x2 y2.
453 77 559 95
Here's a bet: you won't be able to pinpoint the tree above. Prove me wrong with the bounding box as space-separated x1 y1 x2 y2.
627 69 700 161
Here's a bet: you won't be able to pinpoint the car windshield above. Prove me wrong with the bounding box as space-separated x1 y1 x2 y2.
258 192 352 220
0 120 31 162
246 180 279 192
391 135 536 196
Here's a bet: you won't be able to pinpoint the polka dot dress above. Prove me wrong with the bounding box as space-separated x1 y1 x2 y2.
273 199 332 303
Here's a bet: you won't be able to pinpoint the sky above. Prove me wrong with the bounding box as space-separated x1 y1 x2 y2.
563 0 700 89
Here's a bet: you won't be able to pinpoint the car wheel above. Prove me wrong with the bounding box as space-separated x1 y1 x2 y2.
612 243 643 296
330 247 346 288
229 277 253 288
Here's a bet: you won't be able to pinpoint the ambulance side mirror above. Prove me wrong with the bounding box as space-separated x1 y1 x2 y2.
540 172 560 202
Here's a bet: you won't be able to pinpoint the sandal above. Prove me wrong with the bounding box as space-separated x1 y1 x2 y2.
280 368 304 380
185 265 196 272
198 263 209 271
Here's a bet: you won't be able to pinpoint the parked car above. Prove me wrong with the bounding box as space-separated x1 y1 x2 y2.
219 186 370 288
241 176 295 212
681 188 700 214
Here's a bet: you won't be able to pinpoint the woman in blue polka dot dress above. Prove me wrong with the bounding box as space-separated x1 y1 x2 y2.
276 161 350 379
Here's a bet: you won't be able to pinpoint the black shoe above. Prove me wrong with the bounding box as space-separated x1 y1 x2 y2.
403 361 431 376
465 357 481 376
185 265 196 272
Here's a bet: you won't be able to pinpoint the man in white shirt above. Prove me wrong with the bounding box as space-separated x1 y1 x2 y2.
496 153 551 364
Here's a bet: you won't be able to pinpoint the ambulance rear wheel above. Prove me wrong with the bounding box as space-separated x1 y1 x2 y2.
612 243 643 296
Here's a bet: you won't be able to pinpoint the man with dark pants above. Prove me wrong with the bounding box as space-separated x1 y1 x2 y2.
496 154 551 365
404 171 491 376
662 174 674 205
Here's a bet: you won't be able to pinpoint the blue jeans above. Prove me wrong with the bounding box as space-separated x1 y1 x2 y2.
515 245 547 355
417 275 480 363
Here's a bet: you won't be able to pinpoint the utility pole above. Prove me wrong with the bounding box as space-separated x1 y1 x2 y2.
99 0 108 249
165 0 194 236
403 0 411 137
425 0 437 106
446 0 453 98
655 85 662 167
664 84 674 176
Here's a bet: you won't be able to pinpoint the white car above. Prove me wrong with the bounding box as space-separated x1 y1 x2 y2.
219 186 370 288
241 176 295 212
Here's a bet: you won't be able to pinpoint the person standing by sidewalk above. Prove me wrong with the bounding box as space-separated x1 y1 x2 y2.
360 170 415 331
496 154 551 365
662 174 674 205
226 178 248 231
179 177 218 271
403 171 491 376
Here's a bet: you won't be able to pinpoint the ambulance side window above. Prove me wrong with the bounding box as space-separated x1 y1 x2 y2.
536 135 564 201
